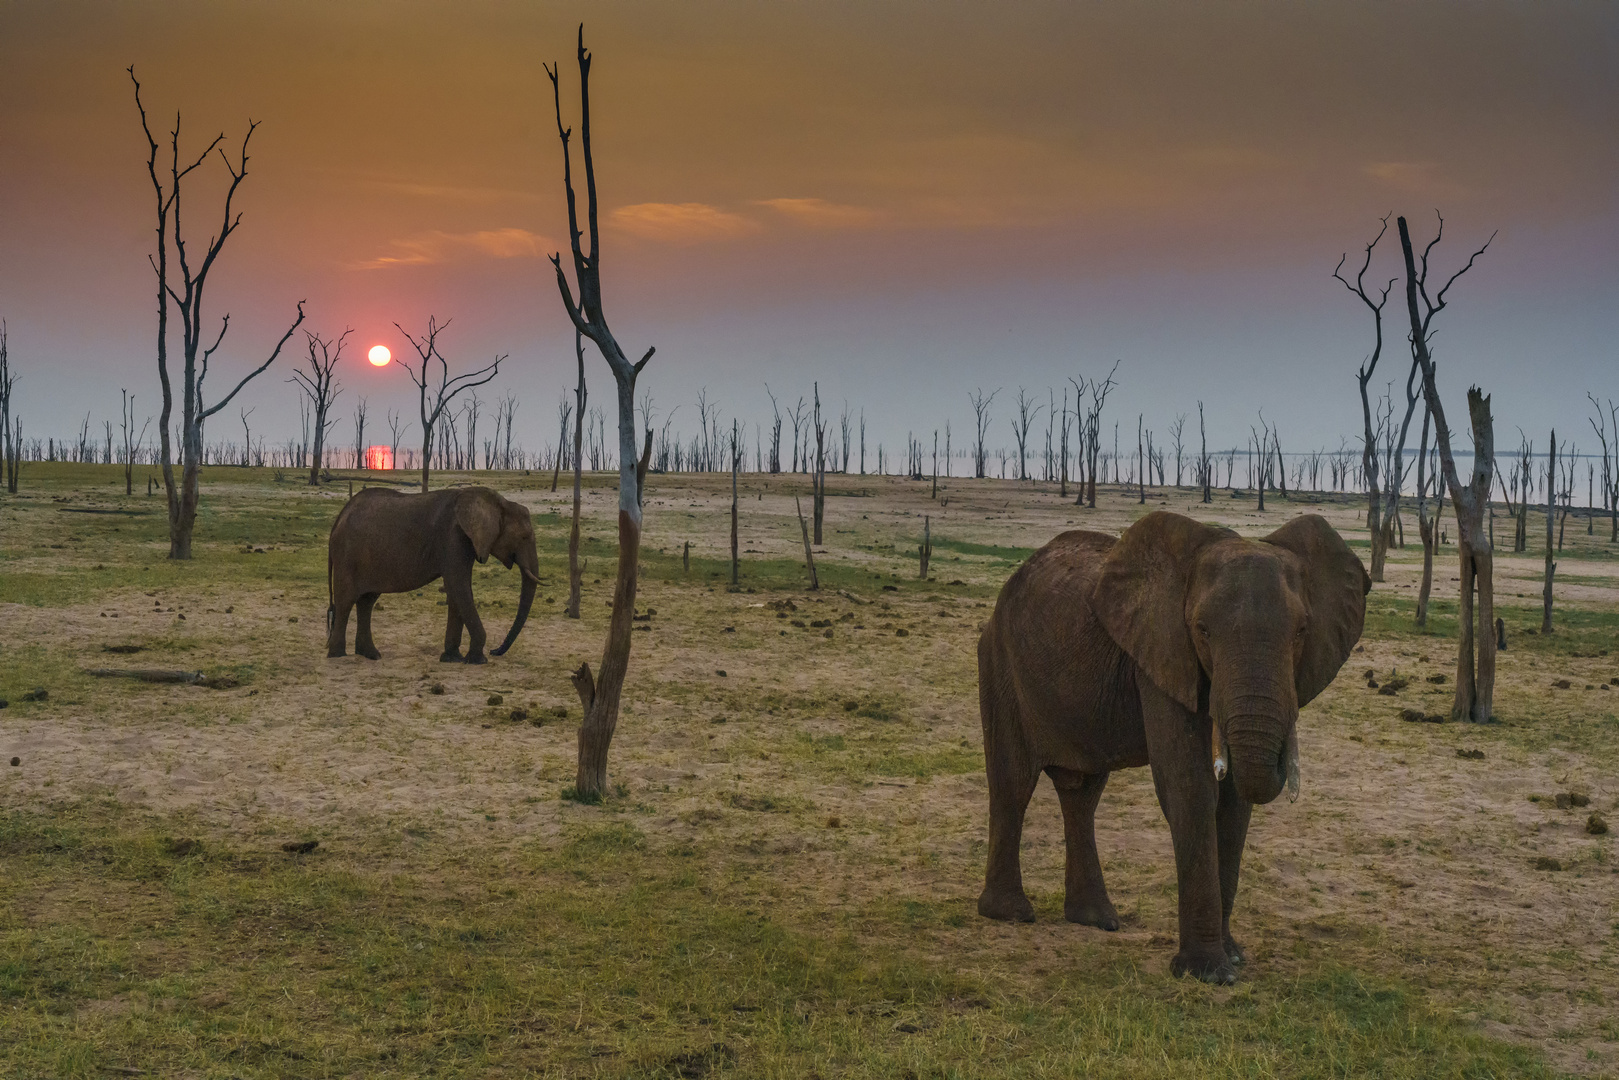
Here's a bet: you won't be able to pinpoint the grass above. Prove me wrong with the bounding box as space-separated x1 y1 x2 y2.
0 801 1553 1079
3 463 1616 1076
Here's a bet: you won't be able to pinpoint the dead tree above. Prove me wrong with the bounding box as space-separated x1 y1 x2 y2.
1198 401 1212 504
239 407 254 466
919 515 931 579
1335 216 1397 581
788 395 808 473
1169 412 1186 487
1542 430 1557 633
765 385 783 473
290 328 347 485
1399 212 1495 722
0 319 12 494
1137 414 1148 503
969 387 999 479
394 317 503 492
1011 388 1041 481
1591 393 1619 541
0 320 14 494
1414 402 1442 627
548 30 658 801
567 329 587 619
931 430 939 499
796 496 819 590
120 389 150 496
131 68 305 558
730 418 740 586
812 383 826 544
386 410 408 472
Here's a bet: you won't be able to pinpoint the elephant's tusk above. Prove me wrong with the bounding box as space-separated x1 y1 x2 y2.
1284 725 1301 803
1211 719 1228 782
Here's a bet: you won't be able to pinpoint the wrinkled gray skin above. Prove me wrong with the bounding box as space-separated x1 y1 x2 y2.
326 486 540 664
977 511 1368 984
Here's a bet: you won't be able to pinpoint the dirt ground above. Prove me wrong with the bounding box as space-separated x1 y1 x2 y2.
3 465 1617 1076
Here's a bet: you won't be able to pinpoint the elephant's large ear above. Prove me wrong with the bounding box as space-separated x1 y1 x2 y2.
455 490 502 561
1092 512 1234 713
1264 514 1370 706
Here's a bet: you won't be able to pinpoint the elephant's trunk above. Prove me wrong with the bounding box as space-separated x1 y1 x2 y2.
491 541 539 657
1214 672 1294 805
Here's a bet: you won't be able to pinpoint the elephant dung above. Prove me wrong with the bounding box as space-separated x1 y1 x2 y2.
1588 813 1610 836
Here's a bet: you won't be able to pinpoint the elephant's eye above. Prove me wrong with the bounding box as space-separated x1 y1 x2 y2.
1195 622 1209 638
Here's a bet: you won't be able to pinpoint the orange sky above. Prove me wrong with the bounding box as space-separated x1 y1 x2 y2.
1 1 1615 457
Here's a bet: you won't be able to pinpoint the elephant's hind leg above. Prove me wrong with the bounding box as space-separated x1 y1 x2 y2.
1048 766 1120 930
327 595 354 658
354 593 382 660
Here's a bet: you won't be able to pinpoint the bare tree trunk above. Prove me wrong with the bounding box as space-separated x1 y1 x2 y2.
730 419 739 587
796 495 818 590
812 384 825 545
1542 429 1556 634
1397 213 1495 722
548 32 656 801
566 330 587 619
919 514 931 579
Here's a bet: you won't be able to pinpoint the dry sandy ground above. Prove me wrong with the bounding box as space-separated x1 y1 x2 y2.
3 471 1617 1074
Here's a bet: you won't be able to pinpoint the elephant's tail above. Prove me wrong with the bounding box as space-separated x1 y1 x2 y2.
326 541 335 632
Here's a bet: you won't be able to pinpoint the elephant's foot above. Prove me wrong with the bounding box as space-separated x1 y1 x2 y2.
1064 895 1120 931
464 652 487 665
358 645 381 661
327 645 346 658
1171 949 1237 985
1223 935 1248 966
440 650 464 663
978 886 1036 923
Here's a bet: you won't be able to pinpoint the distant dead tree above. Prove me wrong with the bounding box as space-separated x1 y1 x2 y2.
969 387 999 479
1413 402 1443 626
394 316 504 491
839 402 852 473
1 319 18 494
1169 412 1186 487
386 409 408 472
1197 401 1212 503
348 397 368 471
1010 387 1041 481
1137 415 1148 503
1057 389 1071 497
290 328 347 485
730 418 740 586
238 407 254 466
1399 212 1495 722
547 29 658 801
1335 215 1397 581
566 329 587 619
551 393 573 490
812 383 826 544
765 384 783 473
1542 429 1557 633
786 394 808 473
130 67 305 558
120 389 150 495
1590 393 1619 541
1073 362 1118 507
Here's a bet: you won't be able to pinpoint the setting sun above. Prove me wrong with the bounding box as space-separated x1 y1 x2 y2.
367 345 390 367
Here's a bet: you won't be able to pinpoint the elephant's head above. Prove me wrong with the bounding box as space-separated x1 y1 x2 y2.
454 488 541 657
1094 512 1369 805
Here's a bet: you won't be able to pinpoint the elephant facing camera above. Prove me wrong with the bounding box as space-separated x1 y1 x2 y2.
326 486 540 664
976 511 1368 984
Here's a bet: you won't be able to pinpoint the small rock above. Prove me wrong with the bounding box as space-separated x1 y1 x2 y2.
1555 793 1573 810
1399 708 1425 723
1569 792 1590 808
0 700 8 709
550 706 568 719
1553 679 1571 689
895 628 910 637
1456 748 1485 760
487 693 504 706
225 605 234 614
1425 673 1447 684
8 757 18 767
509 707 528 722
281 840 319 854
882 584 898 591
430 683 446 695
716 670 728 677
823 628 833 639
21 688 47 702
1587 813 1610 836
1534 856 1563 871
1367 680 1380 690
287 616 297 623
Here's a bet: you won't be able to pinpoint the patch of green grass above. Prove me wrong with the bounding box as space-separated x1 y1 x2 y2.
929 536 1038 562
0 802 1553 1079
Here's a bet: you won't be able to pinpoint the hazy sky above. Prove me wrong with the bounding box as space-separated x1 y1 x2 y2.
1 1 1615 463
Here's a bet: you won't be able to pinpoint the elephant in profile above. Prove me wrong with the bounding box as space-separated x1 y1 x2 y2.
977 511 1368 984
326 485 540 664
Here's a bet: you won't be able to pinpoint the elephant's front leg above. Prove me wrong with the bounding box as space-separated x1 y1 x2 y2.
1216 770 1253 965
442 566 486 664
1140 679 1232 984
441 604 465 662
1047 766 1119 930
354 593 382 660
